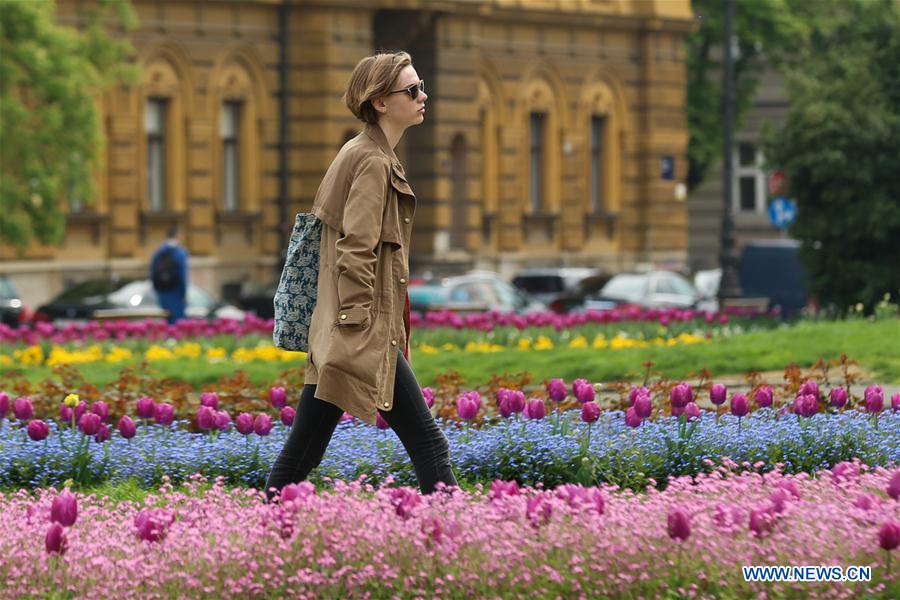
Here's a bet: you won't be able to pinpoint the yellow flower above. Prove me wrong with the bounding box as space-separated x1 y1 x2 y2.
145 345 175 361
592 335 609 349
517 338 532 350
568 335 588 349
174 342 201 358
64 393 80 407
105 347 133 363
0 355 11 367
416 343 439 354
534 336 554 351
205 347 227 361
13 345 44 366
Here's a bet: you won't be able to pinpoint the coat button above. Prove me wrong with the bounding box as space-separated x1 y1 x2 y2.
391 339 397 346
340 314 347 320
403 217 410 224
399 278 406 284
383 402 390 408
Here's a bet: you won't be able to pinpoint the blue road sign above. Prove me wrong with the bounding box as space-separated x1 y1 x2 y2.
768 196 797 229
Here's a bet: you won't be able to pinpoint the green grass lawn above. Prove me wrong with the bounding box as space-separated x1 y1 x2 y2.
3 318 897 389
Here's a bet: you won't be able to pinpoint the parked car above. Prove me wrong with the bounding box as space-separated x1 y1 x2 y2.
409 271 546 315
583 270 717 312
512 268 611 314
0 275 28 327
32 277 245 324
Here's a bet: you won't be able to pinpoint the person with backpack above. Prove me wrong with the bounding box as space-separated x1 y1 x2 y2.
150 225 189 324
264 51 458 501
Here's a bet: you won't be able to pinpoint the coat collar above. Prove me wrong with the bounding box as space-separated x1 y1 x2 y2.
364 122 399 165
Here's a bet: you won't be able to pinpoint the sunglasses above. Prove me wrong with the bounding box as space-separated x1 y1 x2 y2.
387 80 425 100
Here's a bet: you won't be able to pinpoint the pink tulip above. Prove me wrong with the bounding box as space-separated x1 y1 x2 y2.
580 401 600 423
0 391 8 418
670 382 692 409
887 470 900 501
91 401 109 422
498 398 512 419
59 403 72 422
253 413 273 436
524 399 545 420
456 394 479 421
667 506 691 541
235 413 254 435
709 383 727 406
50 492 78 527
730 393 749 418
196 406 217 430
573 379 595 404
215 410 231 431
629 386 650 405
117 416 136 439
154 403 174 426
280 406 295 427
77 413 101 436
830 387 848 408
798 379 819 399
27 419 50 441
892 393 900 412
795 394 818 418
421 387 435 409
624 406 642 428
73 402 87 422
547 379 568 402
199 392 219 410
754 385 774 408
12 397 33 420
268 387 287 409
136 396 156 419
864 385 884 414
684 402 701 421
879 521 900 551
507 390 526 414
633 393 652 419
45 523 67 555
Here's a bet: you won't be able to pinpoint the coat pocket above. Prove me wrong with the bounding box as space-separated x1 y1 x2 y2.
323 315 379 387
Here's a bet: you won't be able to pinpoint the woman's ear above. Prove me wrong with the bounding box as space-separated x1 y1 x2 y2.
371 96 388 114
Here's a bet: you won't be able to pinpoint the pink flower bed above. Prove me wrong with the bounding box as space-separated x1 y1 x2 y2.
0 463 897 598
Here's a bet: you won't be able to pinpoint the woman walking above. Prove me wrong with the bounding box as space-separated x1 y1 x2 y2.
264 51 458 501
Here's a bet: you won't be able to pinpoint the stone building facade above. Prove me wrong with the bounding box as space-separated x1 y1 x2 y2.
2 0 694 308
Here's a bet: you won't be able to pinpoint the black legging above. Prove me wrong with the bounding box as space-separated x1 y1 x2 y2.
264 349 458 501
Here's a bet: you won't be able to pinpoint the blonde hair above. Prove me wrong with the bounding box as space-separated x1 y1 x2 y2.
343 51 412 124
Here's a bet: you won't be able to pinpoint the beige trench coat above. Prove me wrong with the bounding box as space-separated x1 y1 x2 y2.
304 123 416 425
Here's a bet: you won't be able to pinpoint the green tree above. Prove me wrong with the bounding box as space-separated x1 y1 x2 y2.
766 0 900 311
0 0 136 252
686 0 808 191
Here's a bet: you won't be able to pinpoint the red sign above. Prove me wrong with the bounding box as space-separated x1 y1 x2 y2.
768 170 786 196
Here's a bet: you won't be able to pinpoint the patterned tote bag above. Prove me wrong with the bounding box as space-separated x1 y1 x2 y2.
272 213 322 352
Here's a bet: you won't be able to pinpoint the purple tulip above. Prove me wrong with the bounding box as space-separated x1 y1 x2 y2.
253 413 273 436
624 406 642 428
196 406 217 430
154 403 174 426
749 505 775 536
629 386 650 406
547 379 568 403
118 416 136 439
456 394 479 421
830 387 848 408
136 396 156 419
795 393 818 418
215 410 231 431
573 379 595 404
91 401 109 422
667 506 691 541
498 398 513 419
495 388 511 408
507 390 526 414
684 402 701 421
525 399 545 420
730 393 749 418
633 393 652 419
45 523 68 555
50 492 78 527
199 392 219 410
375 413 390 430
864 385 884 414
280 406 295 426
94 423 110 443
887 470 900 501
134 508 173 543
581 401 600 423
798 379 819 399
77 413 101 436
670 382 692 409
73 401 87 422
709 383 727 406
421 387 435 409
12 397 33 420
268 387 287 409
755 386 774 408
235 413 254 435
892 393 900 412
27 419 50 441
879 521 900 551
59 403 73 422
0 391 9 418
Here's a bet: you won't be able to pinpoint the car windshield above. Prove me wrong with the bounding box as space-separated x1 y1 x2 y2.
665 275 697 297
53 278 135 303
409 285 447 304
601 275 646 298
513 275 564 293
108 281 154 307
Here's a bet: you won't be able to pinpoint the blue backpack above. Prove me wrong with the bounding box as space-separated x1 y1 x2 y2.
273 213 322 352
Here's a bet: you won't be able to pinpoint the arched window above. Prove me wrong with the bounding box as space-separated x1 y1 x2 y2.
477 75 501 249
520 78 562 216
450 134 468 250
581 80 624 216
